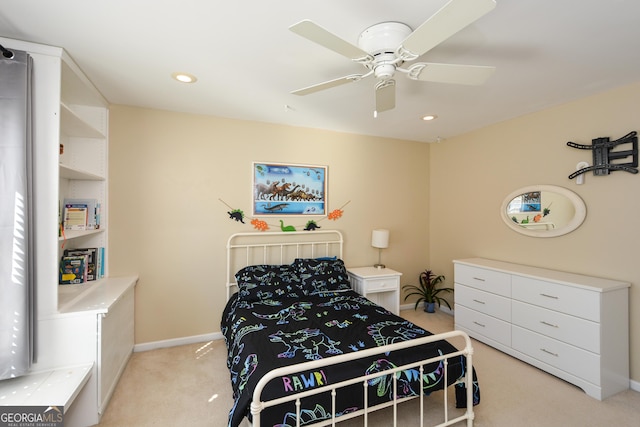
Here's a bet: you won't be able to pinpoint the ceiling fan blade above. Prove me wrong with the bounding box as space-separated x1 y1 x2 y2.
399 0 496 59
407 62 495 85
291 74 364 96
375 79 396 113
290 20 373 62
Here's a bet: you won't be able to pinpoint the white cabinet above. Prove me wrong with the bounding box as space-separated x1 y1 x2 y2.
0 37 137 426
453 258 629 400
98 284 135 414
34 279 136 426
347 267 402 315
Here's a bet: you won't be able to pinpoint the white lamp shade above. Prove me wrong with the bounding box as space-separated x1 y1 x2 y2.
371 229 390 249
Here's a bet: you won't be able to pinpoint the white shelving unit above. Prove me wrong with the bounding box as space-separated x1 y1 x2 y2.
0 36 137 427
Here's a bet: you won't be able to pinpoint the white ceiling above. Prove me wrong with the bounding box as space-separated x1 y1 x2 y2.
1 0 640 143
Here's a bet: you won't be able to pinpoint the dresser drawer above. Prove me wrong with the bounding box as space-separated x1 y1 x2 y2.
512 276 599 322
512 326 600 385
512 301 600 353
362 276 399 293
455 284 511 322
455 264 511 297
455 304 511 347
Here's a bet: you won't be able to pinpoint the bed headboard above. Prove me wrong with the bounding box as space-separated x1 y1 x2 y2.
225 230 344 300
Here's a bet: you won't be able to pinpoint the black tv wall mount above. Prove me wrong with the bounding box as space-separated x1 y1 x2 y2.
567 131 638 179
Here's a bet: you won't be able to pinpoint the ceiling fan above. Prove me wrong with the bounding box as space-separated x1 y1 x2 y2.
289 0 497 114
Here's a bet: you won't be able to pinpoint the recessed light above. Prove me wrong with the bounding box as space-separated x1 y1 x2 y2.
171 72 197 83
422 114 437 121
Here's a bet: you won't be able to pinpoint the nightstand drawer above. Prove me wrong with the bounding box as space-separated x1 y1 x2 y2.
364 277 399 292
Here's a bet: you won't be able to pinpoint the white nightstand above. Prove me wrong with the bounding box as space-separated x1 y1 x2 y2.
347 267 402 315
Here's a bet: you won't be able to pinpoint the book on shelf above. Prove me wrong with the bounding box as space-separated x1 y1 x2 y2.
97 247 105 279
63 198 100 230
59 255 86 284
63 203 88 230
59 247 105 284
64 248 98 281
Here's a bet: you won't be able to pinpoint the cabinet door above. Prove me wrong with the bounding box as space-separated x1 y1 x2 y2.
98 287 134 413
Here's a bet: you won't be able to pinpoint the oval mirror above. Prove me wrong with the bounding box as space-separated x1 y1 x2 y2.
500 185 586 237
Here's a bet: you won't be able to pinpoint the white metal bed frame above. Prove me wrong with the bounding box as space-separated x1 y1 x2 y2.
226 231 475 427
226 231 344 301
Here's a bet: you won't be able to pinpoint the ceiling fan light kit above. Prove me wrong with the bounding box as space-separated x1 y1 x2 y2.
289 0 497 114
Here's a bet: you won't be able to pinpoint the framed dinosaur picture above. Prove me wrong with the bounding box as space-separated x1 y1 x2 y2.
252 162 327 216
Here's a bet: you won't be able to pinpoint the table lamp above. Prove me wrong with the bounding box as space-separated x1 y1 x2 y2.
371 229 389 269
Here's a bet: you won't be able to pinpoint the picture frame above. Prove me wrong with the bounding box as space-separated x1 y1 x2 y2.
507 191 541 213
252 162 327 216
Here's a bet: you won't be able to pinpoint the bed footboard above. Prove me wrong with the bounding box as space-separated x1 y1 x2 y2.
249 330 475 427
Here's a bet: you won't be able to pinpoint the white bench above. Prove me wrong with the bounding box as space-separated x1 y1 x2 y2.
0 364 92 413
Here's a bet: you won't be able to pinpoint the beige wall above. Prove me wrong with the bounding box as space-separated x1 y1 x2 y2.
429 81 640 382
108 106 429 344
109 80 640 384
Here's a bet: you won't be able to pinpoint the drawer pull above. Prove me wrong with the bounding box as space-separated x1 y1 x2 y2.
473 321 486 328
540 320 559 328
540 293 559 299
540 348 559 357
472 277 486 282
472 299 486 305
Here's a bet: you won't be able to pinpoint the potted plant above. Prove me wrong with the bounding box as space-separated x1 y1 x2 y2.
403 269 454 313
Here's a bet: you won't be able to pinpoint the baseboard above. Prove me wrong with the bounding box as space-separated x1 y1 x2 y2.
134 332 223 352
400 303 454 316
631 379 640 393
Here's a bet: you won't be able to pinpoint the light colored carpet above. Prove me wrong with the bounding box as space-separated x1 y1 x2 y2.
95 309 640 426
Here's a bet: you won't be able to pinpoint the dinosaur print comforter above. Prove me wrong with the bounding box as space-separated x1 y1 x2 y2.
222 286 480 427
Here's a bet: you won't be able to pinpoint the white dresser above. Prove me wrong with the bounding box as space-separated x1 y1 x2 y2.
453 258 629 400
